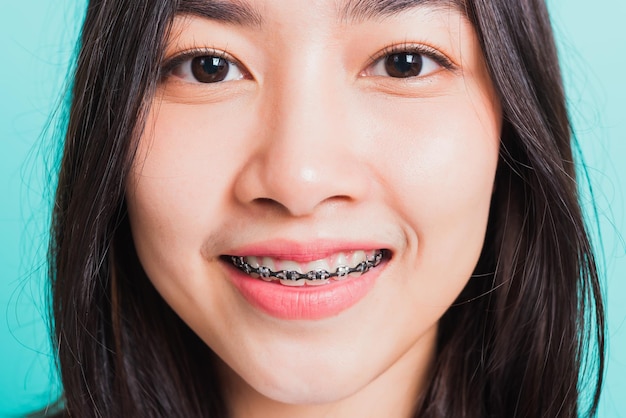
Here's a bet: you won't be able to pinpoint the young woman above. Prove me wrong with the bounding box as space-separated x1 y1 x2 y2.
48 0 605 416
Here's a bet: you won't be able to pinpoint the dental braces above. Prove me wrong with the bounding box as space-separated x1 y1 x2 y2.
230 250 384 282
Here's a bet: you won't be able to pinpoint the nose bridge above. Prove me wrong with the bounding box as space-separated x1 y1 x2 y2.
270 61 339 155
234 50 368 216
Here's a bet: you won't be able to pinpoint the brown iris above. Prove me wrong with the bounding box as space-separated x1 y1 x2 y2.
384 53 423 78
191 56 230 83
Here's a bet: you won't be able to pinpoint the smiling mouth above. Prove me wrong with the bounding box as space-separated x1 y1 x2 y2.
225 249 387 287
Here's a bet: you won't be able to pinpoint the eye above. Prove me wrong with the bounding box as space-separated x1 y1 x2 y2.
364 46 451 79
167 52 246 83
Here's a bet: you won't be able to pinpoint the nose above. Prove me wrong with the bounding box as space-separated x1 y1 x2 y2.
233 68 370 217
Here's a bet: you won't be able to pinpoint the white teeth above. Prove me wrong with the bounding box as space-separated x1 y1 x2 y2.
351 250 366 264
246 256 260 269
279 278 305 287
244 256 275 280
334 253 350 281
234 250 385 286
245 256 261 278
335 253 348 266
279 260 302 274
261 257 276 271
306 259 332 274
349 251 367 277
305 259 332 285
305 278 330 286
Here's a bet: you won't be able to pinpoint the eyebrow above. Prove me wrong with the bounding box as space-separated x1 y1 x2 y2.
338 0 463 23
175 0 463 28
177 0 264 27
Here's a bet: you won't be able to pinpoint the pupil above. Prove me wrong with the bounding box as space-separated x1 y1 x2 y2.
385 53 423 78
201 57 224 74
191 56 229 83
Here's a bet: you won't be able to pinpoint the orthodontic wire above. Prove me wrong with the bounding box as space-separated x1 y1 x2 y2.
230 250 384 281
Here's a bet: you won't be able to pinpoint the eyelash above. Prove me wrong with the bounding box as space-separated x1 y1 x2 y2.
160 47 247 80
159 43 456 83
367 43 456 72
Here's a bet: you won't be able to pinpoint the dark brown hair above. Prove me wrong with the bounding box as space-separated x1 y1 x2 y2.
47 0 604 416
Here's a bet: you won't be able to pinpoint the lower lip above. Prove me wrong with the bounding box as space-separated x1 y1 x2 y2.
225 261 386 320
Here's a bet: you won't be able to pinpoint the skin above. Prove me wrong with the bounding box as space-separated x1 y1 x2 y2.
126 1 502 416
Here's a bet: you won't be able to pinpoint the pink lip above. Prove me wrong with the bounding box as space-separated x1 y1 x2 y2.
226 239 385 262
223 240 389 320
226 264 385 320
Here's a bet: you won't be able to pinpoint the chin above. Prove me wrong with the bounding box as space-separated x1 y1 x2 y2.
245 370 365 406
220 345 380 407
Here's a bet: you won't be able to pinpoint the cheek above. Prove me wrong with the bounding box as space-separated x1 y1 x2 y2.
365 92 500 296
378 93 499 217
125 102 242 303
127 97 255 245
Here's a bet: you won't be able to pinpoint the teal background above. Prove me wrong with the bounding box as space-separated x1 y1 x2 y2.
0 1 624 416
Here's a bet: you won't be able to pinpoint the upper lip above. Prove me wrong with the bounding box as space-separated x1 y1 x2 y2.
223 239 390 263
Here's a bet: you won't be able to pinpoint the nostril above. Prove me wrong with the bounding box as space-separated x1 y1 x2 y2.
254 197 277 206
251 194 357 217
250 197 293 215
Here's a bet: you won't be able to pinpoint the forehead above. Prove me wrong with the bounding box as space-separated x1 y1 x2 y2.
175 0 466 27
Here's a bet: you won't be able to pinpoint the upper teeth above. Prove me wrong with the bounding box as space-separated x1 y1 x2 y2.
230 250 384 286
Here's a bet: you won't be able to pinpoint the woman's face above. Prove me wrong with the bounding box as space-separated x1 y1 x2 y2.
126 0 501 412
